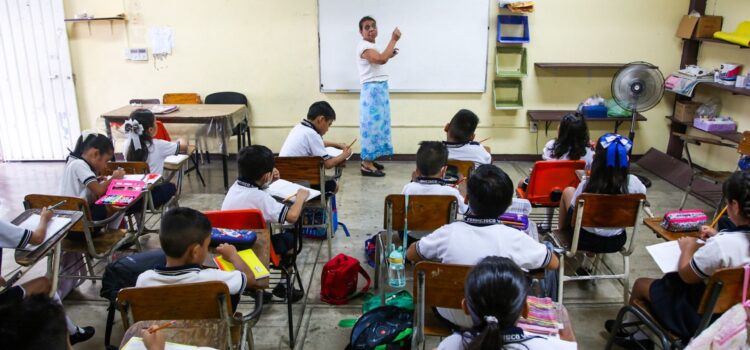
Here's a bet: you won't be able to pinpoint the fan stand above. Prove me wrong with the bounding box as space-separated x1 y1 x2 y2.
626 87 652 188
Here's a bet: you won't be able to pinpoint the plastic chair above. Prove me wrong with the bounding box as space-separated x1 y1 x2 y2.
548 193 646 304
205 91 252 152
412 261 471 348
605 267 749 350
516 160 586 231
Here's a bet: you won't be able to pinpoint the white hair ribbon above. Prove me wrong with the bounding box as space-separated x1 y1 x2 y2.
484 315 499 324
123 119 144 151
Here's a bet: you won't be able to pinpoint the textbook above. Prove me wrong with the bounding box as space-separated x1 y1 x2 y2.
266 179 321 203
148 105 179 114
122 337 216 350
213 248 270 279
17 214 72 250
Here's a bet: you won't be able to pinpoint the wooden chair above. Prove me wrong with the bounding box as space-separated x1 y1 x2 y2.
446 159 474 183
412 261 471 348
162 93 202 104
549 193 646 304
117 281 263 350
516 160 586 231
24 194 132 280
605 267 749 350
676 131 750 214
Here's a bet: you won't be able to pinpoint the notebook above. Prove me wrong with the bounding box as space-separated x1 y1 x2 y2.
213 248 270 279
16 214 72 250
266 179 321 203
165 154 190 166
121 174 163 185
148 105 179 114
122 337 216 350
646 240 683 273
325 147 353 160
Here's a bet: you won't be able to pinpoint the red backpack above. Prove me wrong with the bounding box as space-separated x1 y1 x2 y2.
320 253 371 305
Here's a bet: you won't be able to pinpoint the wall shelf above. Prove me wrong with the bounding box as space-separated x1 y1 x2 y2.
528 110 646 135
494 79 523 110
496 46 527 77
666 81 750 97
64 15 126 35
665 115 742 143
534 63 626 69
683 37 749 49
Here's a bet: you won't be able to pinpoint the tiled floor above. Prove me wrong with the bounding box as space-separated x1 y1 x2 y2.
0 159 715 349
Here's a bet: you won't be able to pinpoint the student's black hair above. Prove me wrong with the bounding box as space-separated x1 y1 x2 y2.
0 294 68 350
307 101 336 122
448 109 479 143
583 134 631 195
467 164 513 218
359 16 376 31
723 170 750 220
462 256 529 350
237 145 275 182
416 141 448 176
160 207 212 258
69 132 115 160
125 109 155 162
552 113 590 160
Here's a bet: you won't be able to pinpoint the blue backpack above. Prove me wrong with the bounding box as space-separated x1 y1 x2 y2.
302 195 350 239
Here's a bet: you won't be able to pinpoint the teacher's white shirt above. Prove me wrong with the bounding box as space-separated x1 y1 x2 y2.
356 40 388 84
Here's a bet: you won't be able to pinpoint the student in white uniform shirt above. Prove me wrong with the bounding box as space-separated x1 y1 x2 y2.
406 164 558 329
279 101 352 193
443 109 492 167
222 145 309 302
402 141 468 214
136 208 254 311
438 256 569 350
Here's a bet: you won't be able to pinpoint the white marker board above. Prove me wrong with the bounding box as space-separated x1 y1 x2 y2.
318 0 490 93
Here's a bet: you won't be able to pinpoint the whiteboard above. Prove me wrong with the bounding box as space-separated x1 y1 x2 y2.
318 0 490 93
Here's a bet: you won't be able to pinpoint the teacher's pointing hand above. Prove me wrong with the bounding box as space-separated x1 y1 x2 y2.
392 27 401 41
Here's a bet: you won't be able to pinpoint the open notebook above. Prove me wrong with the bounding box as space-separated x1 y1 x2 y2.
266 179 321 203
122 337 216 350
646 239 704 273
165 154 190 166
16 214 72 250
325 147 353 160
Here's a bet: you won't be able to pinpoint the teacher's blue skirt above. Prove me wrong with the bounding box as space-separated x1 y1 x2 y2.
360 81 393 161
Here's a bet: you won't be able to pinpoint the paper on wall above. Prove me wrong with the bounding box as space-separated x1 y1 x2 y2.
148 26 175 55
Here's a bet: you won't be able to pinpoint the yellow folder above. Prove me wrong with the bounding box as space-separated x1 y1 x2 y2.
213 249 270 279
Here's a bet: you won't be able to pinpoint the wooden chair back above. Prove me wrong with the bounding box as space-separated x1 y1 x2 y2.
102 162 150 176
413 261 470 310
163 93 202 104
24 194 90 232
117 282 233 326
574 193 646 228
446 159 474 181
698 267 749 315
384 195 457 231
274 157 324 187
738 131 750 156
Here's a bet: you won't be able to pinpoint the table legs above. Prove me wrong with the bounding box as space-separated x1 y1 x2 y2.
219 122 229 191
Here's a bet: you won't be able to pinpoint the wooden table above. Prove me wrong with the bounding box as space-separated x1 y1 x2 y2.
204 228 271 290
101 104 248 190
527 110 647 136
643 217 700 241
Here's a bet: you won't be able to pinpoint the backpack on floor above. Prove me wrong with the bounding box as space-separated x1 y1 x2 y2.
320 253 371 305
100 250 166 350
302 195 350 239
345 305 413 350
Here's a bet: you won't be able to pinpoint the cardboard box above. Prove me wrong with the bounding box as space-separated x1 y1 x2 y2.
693 118 737 132
676 15 723 39
674 100 702 123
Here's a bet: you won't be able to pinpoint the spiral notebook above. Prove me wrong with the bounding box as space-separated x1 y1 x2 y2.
213 248 270 279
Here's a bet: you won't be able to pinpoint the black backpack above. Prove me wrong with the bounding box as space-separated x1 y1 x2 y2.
346 305 413 350
100 250 166 350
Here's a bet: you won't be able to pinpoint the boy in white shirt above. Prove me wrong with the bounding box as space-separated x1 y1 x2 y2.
443 109 492 167
406 164 559 329
222 145 309 302
136 207 255 311
402 141 468 214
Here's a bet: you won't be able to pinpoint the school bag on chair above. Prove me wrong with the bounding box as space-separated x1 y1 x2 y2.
99 250 166 350
320 253 371 305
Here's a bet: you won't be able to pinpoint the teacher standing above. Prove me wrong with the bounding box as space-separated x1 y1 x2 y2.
357 16 401 177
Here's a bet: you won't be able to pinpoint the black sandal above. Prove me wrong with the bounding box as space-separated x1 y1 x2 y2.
373 162 385 170
361 166 385 177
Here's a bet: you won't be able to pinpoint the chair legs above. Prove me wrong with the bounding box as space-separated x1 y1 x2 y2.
604 305 672 350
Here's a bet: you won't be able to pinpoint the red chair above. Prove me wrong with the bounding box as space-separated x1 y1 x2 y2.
153 121 171 141
516 160 585 230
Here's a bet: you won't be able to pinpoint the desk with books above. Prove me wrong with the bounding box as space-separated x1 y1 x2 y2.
204 227 271 290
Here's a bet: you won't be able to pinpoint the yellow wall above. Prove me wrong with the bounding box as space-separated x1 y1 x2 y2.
64 0 691 156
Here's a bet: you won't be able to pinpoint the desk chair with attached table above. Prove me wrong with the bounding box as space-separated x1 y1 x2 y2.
516 160 586 232
412 261 470 350
446 159 474 183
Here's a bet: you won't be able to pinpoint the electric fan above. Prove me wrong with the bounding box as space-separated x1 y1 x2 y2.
611 61 665 187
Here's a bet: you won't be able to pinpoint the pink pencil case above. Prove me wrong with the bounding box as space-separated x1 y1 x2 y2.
660 209 708 232
95 179 146 206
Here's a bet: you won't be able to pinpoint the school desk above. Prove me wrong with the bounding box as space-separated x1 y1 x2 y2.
102 104 248 190
203 227 271 290
4 209 83 298
643 217 700 241
119 319 228 349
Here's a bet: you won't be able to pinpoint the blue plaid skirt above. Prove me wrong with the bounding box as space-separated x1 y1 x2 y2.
359 81 393 161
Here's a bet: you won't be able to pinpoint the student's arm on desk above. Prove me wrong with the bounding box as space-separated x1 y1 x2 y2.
324 147 352 169
88 169 125 197
284 189 310 223
324 141 347 149
177 138 188 154
216 243 256 287
29 207 53 245
677 236 704 284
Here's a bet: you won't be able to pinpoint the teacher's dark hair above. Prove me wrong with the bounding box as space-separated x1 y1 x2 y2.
307 101 336 121
359 16 376 31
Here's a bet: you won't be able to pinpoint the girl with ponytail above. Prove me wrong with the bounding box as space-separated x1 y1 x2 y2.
608 170 750 346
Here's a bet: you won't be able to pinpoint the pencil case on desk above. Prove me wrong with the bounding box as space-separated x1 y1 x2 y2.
661 210 707 232
209 228 257 248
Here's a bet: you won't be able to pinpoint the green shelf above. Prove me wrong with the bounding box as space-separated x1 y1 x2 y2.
496 46 527 77
493 79 523 110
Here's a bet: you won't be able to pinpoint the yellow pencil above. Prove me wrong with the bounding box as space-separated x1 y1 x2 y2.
283 193 297 202
148 320 175 334
710 206 728 228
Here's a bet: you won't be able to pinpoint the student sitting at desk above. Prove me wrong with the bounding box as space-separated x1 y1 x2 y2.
222 145 309 302
402 141 468 214
406 165 558 329
136 207 256 311
279 101 352 190
443 109 492 167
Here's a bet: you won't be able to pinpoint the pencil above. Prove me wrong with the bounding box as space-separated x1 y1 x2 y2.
148 320 175 334
454 177 466 186
48 200 66 211
710 206 728 228
348 138 358 148
478 137 491 143
283 193 297 202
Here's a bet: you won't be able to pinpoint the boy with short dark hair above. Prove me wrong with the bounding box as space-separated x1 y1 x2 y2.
0 294 69 350
222 145 309 302
443 109 492 166
402 141 468 214
136 207 255 310
279 101 352 170
406 164 558 328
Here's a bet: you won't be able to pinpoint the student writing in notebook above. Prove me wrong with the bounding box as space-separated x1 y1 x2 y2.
136 208 255 311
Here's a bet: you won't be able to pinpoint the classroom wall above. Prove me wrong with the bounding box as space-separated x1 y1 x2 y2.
63 0 689 156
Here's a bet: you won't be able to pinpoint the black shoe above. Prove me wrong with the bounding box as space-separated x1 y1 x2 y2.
69 326 95 345
612 335 654 350
360 167 385 177
246 289 273 303
273 282 304 303
373 162 385 170
604 319 635 337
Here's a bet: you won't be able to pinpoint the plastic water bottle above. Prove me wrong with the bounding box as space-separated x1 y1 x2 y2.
388 247 406 288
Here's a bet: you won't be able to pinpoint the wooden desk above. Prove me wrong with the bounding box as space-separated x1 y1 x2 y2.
527 110 647 136
120 320 228 349
643 217 700 241
204 228 271 289
102 104 248 190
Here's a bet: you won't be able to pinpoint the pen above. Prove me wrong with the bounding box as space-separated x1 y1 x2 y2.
478 137 491 143
48 200 66 211
454 177 466 186
148 320 176 334
348 138 358 148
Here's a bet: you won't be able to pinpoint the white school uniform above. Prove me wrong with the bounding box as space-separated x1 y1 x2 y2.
136 264 247 295
690 229 750 280
0 220 32 249
356 40 388 84
443 141 492 167
415 219 552 328
438 331 568 350
144 139 179 175
221 180 290 224
279 120 331 160
542 139 594 169
59 155 98 203
570 174 647 237
401 178 468 214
